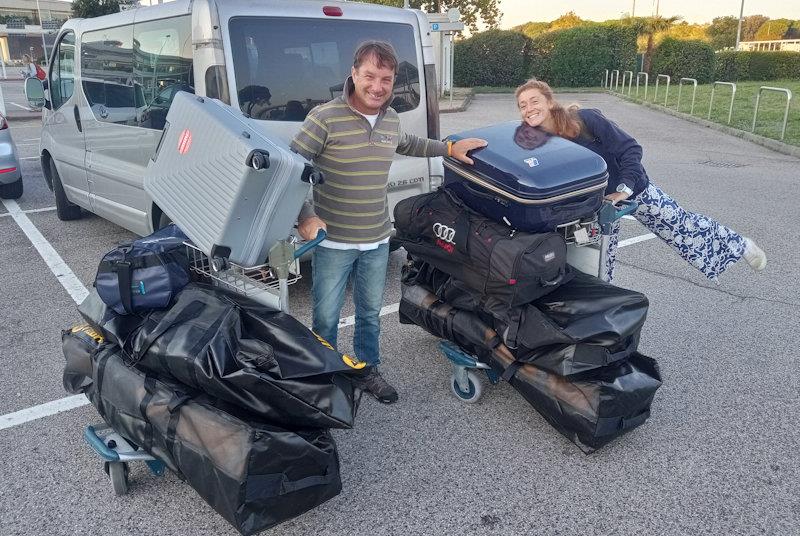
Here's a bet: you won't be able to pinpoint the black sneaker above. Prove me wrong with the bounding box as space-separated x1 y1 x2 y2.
353 368 399 404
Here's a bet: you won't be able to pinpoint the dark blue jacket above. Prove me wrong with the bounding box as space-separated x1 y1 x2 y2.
573 108 649 197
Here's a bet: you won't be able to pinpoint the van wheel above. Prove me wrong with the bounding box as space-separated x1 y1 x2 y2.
0 177 22 199
157 211 173 230
50 160 82 221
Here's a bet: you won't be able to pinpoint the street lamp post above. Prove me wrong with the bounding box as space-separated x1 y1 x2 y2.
36 0 47 65
735 0 745 50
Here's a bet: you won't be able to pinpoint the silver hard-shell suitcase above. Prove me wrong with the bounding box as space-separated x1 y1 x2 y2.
144 92 320 267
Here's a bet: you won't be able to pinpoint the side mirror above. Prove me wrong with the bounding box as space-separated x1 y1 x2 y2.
24 77 48 109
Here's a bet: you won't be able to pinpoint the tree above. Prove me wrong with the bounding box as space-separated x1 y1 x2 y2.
549 11 585 31
365 0 500 32
630 16 682 74
72 0 122 18
706 16 738 50
513 21 550 39
754 18 792 40
742 15 769 42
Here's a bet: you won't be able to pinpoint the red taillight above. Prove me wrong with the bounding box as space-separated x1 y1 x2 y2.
323 6 343 16
0 167 17 173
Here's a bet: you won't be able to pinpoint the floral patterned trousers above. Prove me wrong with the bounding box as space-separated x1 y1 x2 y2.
605 182 746 283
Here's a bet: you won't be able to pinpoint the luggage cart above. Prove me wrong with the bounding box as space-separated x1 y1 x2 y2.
83 231 327 495
441 201 637 402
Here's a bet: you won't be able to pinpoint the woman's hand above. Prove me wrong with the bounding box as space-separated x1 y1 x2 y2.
451 138 488 165
604 192 630 205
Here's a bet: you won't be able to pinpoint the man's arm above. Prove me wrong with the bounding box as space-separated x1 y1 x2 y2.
396 133 487 165
290 109 329 239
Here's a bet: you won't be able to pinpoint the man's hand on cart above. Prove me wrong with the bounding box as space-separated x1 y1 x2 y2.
450 138 488 165
604 191 631 205
298 216 327 241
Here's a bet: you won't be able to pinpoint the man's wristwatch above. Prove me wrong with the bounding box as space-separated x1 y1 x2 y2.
616 184 634 197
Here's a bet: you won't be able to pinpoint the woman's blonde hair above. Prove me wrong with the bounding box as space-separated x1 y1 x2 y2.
515 79 583 139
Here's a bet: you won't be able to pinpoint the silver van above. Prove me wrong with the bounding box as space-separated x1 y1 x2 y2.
26 0 442 235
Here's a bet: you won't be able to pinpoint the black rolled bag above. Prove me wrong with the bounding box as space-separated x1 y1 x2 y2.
398 279 662 453
403 261 649 377
77 344 342 535
78 284 359 430
62 323 104 394
394 188 573 307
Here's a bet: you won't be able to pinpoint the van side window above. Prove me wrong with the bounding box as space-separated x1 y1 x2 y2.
228 18 421 121
50 32 75 110
134 15 194 130
81 25 137 126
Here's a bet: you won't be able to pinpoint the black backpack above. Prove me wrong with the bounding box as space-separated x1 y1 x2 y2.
393 188 572 307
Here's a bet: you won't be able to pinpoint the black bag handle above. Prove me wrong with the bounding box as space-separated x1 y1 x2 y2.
130 299 207 364
114 261 134 314
280 459 339 494
620 410 650 431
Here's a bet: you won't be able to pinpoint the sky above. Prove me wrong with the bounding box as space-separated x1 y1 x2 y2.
499 0 800 27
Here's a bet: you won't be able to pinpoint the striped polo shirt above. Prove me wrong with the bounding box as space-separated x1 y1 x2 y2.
290 77 447 244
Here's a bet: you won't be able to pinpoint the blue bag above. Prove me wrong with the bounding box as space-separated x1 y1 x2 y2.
94 224 191 315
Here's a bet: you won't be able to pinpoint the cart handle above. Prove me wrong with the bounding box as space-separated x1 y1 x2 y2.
613 199 639 219
599 199 638 226
293 229 327 259
84 425 120 462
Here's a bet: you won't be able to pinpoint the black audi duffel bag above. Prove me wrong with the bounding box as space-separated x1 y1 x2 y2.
394 188 572 307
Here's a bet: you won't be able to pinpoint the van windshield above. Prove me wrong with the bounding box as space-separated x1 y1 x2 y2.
228 17 420 122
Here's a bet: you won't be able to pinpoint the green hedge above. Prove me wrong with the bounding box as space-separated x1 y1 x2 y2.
530 25 637 87
650 38 715 83
714 50 800 81
453 30 531 87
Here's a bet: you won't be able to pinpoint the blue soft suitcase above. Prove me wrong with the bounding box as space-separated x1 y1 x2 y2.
444 122 608 232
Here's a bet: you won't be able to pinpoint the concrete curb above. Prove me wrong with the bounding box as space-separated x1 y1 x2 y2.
439 89 474 114
610 91 800 159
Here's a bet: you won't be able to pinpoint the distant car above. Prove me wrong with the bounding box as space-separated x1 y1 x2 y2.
0 113 22 199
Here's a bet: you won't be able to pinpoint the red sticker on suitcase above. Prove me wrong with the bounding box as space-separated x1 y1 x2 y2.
177 129 192 155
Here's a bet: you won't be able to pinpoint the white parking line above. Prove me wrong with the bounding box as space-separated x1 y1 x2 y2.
0 206 57 218
20 156 39 160
8 102 34 111
0 198 89 303
619 233 657 248
0 395 89 431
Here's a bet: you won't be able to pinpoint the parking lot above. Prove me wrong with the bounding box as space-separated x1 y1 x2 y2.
1 90 798 535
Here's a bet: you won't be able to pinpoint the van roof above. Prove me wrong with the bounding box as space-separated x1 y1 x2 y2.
61 0 421 36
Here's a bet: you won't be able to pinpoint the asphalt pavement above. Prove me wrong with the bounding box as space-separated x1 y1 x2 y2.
0 92 798 536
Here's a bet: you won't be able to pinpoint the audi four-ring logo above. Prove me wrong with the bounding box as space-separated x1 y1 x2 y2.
433 223 456 244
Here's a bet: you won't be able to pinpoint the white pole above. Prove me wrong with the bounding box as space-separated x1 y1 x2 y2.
735 0 745 50
36 0 47 66
1 60 6 80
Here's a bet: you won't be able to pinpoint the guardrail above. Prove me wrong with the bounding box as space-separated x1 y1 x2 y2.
676 78 698 115
621 71 634 95
752 86 793 140
636 72 648 99
653 74 670 106
707 82 736 124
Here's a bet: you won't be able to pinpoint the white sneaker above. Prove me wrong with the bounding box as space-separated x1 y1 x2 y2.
742 237 767 272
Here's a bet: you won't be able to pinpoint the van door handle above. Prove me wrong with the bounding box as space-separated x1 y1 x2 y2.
73 106 82 132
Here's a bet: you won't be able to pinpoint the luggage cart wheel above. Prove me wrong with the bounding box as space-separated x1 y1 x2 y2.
450 371 483 403
104 461 129 496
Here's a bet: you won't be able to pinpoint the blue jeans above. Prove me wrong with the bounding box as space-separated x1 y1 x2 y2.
311 244 390 366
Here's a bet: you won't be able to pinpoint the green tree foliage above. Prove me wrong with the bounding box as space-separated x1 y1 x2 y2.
364 0 500 32
754 18 793 40
531 25 637 87
715 51 800 81
650 38 715 83
706 16 738 50
633 16 682 73
549 11 585 30
742 15 769 41
453 30 531 86
72 0 122 18
513 21 550 39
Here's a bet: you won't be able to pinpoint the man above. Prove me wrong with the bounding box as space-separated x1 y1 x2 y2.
290 41 486 404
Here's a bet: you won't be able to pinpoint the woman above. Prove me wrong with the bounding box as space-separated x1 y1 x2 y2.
21 54 37 79
514 78 766 282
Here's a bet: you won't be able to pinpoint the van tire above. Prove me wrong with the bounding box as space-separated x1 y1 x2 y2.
50 161 82 221
157 210 173 230
0 177 22 199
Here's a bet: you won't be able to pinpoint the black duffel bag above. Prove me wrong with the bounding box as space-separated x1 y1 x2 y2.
94 224 191 315
78 284 360 429
394 188 572 307
80 345 342 535
403 261 648 377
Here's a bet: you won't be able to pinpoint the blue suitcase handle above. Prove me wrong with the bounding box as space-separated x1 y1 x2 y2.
294 229 327 259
